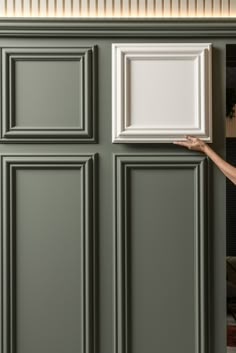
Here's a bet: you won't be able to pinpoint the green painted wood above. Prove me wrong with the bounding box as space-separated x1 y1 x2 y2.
0 154 96 353
1 47 96 142
0 19 235 37
0 22 227 353
13 58 83 128
114 154 209 353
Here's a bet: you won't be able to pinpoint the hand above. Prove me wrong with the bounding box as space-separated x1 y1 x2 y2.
173 135 207 153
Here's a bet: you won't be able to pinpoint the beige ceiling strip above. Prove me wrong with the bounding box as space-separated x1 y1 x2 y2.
1 0 236 19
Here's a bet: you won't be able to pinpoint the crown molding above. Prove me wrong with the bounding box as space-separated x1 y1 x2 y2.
0 18 235 37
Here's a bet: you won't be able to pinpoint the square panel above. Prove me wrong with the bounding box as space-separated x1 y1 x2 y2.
112 43 212 143
1 47 96 143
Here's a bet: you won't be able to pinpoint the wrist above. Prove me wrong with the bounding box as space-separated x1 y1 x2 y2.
202 142 210 154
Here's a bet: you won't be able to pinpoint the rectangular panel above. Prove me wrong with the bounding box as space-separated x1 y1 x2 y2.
112 43 212 143
114 154 209 353
1 47 96 143
1 154 96 353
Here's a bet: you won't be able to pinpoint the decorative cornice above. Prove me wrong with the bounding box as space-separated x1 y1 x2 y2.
0 18 235 37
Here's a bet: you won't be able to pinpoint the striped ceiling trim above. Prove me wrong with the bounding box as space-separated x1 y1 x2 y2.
0 0 236 17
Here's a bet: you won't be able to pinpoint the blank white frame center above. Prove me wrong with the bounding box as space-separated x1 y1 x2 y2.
112 43 212 143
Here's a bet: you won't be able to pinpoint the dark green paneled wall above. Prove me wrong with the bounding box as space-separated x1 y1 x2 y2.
0 20 227 353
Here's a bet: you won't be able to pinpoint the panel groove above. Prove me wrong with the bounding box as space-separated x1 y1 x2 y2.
1 153 97 353
114 154 209 353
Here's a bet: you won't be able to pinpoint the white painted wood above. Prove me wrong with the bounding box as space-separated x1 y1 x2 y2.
213 0 221 16
89 0 96 16
230 0 236 16
0 0 5 16
0 0 235 16
205 0 213 16
72 0 80 15
57 0 64 16
97 0 105 16
31 0 38 16
196 0 204 16
6 0 14 16
172 0 180 16
113 0 120 16
23 0 30 16
222 0 230 16
163 0 171 16
64 0 72 15
39 0 44 15
138 0 147 16
155 0 163 16
122 0 131 16
112 43 212 143
81 0 88 16
15 0 22 16
131 0 138 16
180 0 188 16
47 0 55 16
147 0 155 17
188 0 197 16
105 0 113 16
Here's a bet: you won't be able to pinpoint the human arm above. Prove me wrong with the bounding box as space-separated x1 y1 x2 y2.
174 135 236 185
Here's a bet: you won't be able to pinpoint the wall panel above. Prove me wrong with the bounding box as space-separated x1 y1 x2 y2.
0 21 227 353
1 154 96 353
112 43 212 143
1 46 96 143
114 154 209 353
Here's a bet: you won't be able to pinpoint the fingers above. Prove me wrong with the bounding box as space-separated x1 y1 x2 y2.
185 135 195 142
173 136 196 149
173 141 190 148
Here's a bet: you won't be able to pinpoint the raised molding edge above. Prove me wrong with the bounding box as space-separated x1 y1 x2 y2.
0 47 97 143
113 154 209 353
0 153 97 353
0 19 235 37
112 43 212 143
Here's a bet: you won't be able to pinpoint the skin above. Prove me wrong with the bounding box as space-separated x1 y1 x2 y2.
174 135 236 185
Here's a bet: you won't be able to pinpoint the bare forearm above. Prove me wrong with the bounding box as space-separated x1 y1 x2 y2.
203 144 236 184
174 135 236 184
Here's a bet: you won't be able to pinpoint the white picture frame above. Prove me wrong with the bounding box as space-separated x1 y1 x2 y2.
112 43 212 143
